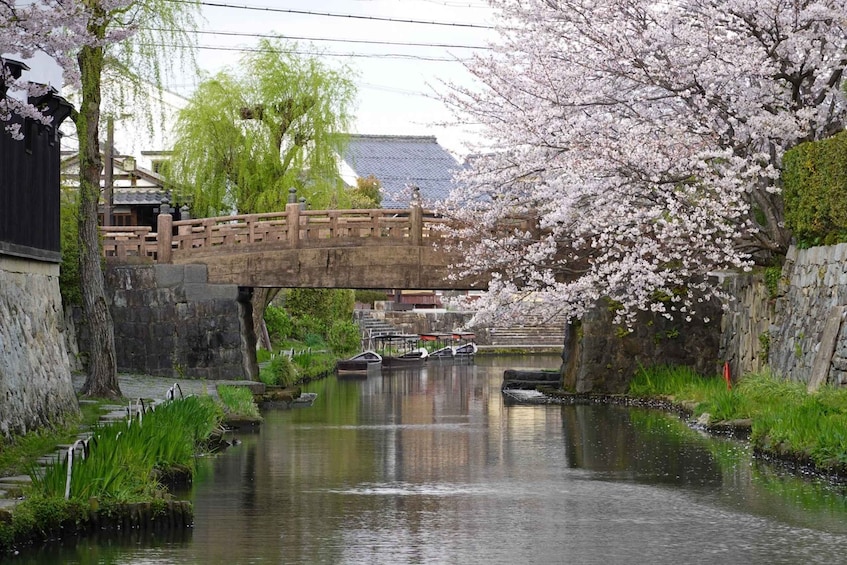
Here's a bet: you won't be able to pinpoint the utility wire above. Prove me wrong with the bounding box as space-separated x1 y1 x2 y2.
143 27 492 50
164 0 496 29
152 43 470 62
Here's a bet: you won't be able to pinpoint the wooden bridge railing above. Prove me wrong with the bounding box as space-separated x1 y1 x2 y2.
101 203 451 263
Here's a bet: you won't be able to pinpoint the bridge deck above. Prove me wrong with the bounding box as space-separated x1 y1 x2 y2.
99 204 517 289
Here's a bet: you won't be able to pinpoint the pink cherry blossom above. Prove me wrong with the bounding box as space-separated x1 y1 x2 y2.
442 0 847 327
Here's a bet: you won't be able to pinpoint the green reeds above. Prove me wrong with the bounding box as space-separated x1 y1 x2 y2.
632 366 847 473
629 364 727 404
217 385 261 420
292 349 335 379
30 395 222 502
260 354 297 386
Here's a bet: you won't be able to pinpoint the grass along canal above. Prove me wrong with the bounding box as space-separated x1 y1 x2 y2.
0 375 266 555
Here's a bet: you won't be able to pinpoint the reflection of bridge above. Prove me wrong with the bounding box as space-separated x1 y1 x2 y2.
101 203 492 290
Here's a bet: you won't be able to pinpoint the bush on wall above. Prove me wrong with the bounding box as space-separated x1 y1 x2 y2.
782 130 847 247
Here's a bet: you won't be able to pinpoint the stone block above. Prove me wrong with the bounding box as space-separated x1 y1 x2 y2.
184 283 238 302
154 264 186 288
0 266 77 440
183 264 208 284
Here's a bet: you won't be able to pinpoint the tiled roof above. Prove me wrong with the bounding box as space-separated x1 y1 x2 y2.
112 189 168 206
341 135 460 209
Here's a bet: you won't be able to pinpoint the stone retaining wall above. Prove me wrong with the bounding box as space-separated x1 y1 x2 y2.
770 244 847 386
99 264 257 380
0 257 78 439
716 243 847 387
566 299 723 393
717 272 773 379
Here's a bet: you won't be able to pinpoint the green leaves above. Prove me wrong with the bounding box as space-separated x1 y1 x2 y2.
782 131 847 247
166 37 357 216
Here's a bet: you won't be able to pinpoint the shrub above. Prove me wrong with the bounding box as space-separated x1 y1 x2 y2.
261 354 297 387
782 131 847 247
302 333 325 348
293 315 325 341
264 304 293 343
286 289 354 330
327 320 361 355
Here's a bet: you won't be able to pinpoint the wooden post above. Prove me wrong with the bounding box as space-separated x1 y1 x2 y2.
157 213 173 263
286 202 300 248
411 205 422 246
103 117 114 227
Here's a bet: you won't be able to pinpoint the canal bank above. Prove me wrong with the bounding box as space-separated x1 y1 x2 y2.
525 366 847 485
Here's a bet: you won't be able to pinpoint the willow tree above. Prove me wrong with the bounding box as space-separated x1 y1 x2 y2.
167 38 357 215
166 38 357 349
73 0 199 398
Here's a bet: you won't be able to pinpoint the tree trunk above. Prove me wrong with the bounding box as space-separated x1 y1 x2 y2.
76 42 122 399
252 287 281 351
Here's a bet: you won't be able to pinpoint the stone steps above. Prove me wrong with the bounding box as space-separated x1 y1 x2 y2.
356 313 403 338
488 325 566 347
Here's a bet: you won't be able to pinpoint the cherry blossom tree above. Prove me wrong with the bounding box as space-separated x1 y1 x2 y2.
444 0 847 326
1 1 87 136
3 0 198 398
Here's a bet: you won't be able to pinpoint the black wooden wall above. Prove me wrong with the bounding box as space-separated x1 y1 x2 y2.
0 111 66 263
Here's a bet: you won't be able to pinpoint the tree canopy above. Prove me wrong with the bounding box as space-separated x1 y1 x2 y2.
3 0 200 398
444 0 847 326
1 1 87 137
166 38 358 216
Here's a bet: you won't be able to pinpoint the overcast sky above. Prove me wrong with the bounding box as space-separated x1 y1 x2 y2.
163 0 499 158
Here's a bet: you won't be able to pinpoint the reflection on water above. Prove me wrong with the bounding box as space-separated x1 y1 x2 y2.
14 355 847 564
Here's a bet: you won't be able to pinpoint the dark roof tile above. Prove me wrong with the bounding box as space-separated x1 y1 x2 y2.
342 134 460 209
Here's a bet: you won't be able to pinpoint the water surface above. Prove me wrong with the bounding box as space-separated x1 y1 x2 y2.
17 355 847 564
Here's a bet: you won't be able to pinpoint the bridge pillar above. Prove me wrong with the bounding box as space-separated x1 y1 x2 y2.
157 212 173 263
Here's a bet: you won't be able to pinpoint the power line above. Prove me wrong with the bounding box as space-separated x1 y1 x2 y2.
164 0 496 29
350 0 490 7
153 43 470 62
150 27 492 51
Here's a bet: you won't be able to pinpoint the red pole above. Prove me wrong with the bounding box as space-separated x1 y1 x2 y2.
723 362 732 390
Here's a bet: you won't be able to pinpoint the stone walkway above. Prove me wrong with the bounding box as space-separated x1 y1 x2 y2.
72 373 234 400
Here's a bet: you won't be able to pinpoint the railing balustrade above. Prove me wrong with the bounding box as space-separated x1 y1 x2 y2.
100 204 449 263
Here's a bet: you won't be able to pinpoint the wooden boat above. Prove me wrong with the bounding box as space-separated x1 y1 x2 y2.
453 341 478 357
336 350 382 376
383 346 429 368
429 345 454 359
374 334 429 369
420 333 455 360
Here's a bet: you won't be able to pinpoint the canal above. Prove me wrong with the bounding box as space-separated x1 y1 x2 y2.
17 355 847 564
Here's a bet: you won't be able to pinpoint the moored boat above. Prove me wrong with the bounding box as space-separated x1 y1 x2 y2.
383 346 429 368
374 334 430 369
453 341 478 357
336 350 382 376
429 345 454 359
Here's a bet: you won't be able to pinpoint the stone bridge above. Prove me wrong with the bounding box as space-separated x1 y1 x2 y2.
100 203 501 290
